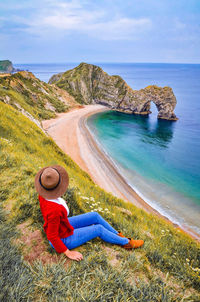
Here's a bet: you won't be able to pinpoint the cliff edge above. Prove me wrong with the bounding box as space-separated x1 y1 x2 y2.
49 63 178 120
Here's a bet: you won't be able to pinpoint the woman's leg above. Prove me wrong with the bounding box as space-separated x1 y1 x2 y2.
60 224 129 250
68 212 119 234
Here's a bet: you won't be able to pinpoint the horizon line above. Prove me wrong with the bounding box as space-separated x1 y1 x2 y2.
14 61 200 65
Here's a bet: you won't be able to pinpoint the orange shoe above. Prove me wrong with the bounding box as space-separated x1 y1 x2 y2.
117 231 125 238
122 238 144 249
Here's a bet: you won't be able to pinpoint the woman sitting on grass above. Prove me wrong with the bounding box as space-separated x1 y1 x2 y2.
35 165 144 262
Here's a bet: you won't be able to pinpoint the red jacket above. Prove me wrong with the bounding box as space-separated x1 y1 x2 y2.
39 195 74 253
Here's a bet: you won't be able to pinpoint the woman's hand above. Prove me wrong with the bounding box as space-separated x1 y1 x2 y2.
64 249 83 261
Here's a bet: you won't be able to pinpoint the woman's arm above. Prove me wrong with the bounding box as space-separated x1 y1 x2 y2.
46 214 83 261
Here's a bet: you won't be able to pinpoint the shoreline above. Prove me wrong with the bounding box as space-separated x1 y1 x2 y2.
42 104 200 241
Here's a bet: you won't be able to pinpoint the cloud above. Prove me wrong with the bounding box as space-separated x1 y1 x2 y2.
90 18 152 40
5 0 152 40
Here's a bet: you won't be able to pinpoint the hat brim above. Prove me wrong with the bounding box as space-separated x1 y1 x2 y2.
35 165 69 199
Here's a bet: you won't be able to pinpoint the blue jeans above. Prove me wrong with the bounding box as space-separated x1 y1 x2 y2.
49 212 129 250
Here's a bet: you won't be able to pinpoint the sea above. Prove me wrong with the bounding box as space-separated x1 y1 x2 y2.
15 62 200 236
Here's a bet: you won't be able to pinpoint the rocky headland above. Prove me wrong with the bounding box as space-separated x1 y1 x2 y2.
0 60 17 73
49 63 178 120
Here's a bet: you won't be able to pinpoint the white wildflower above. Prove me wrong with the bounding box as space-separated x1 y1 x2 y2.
192 267 200 272
80 196 90 200
1 137 10 143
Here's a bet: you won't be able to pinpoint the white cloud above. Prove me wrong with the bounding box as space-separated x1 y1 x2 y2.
90 17 152 40
16 0 152 40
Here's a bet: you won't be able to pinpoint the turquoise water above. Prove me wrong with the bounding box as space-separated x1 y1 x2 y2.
86 64 200 235
15 62 200 234
87 109 200 234
88 111 200 205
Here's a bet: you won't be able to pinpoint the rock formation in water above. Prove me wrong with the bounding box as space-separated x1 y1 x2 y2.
49 63 178 120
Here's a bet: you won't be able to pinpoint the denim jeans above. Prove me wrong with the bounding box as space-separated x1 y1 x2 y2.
49 211 129 250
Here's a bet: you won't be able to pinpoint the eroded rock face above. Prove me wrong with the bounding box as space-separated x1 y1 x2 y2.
49 63 178 120
118 85 178 120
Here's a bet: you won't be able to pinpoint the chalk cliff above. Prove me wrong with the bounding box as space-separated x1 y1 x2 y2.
49 63 178 120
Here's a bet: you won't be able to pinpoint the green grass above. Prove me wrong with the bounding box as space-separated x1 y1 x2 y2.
0 72 69 121
0 100 200 301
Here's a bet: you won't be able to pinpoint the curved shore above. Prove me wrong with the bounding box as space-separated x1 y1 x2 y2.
42 104 200 241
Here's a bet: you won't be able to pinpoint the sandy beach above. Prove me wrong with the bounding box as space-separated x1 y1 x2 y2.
42 104 199 241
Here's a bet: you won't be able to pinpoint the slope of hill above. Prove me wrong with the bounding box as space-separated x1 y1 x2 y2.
0 71 78 124
0 99 199 300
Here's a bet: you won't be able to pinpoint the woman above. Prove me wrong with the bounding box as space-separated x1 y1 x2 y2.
35 165 144 262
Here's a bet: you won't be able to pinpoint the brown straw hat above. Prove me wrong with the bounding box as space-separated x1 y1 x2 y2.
34 165 69 199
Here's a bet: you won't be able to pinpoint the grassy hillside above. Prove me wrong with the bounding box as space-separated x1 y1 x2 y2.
0 100 200 301
0 71 77 122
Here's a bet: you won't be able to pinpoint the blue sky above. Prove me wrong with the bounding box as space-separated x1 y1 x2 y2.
0 0 200 63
